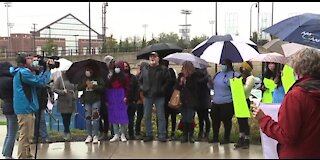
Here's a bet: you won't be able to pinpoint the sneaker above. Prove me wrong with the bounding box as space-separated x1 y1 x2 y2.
120 134 127 142
92 136 99 144
109 134 119 142
4 156 14 159
143 136 153 142
63 133 68 141
42 138 52 143
85 135 93 143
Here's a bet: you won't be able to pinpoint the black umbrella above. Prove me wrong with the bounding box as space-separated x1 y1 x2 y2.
65 59 108 84
137 42 183 60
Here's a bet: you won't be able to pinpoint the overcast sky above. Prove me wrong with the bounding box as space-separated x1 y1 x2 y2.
1 2 320 41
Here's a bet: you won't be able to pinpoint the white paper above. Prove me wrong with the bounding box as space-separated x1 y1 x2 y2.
259 103 281 159
47 99 54 111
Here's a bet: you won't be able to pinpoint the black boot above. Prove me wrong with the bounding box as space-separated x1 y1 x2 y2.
242 139 250 149
234 137 245 149
203 132 209 142
181 123 188 143
188 123 195 143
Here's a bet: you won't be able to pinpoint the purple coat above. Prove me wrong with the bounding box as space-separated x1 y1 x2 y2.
106 88 128 124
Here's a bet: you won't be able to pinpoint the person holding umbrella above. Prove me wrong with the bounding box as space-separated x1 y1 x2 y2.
252 48 320 159
77 66 105 144
139 51 170 142
210 58 240 144
53 70 77 141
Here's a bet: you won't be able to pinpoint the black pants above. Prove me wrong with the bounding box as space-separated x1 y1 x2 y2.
127 103 137 137
135 103 144 136
127 103 144 137
210 102 234 141
196 108 211 135
99 103 109 134
236 99 251 136
61 113 72 133
165 106 178 137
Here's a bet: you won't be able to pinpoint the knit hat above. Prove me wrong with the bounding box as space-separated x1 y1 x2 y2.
241 61 253 72
104 55 114 67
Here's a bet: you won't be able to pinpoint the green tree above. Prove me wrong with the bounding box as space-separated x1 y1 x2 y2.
141 37 147 48
147 38 158 45
190 35 208 49
118 39 123 52
42 39 57 56
102 34 118 53
157 32 180 44
177 37 188 49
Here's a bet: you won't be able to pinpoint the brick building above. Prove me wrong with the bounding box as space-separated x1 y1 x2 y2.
0 13 103 57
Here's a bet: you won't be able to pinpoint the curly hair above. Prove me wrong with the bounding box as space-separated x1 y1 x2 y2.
288 48 320 78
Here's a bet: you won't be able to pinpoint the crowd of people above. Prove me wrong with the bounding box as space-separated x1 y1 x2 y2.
1 47 320 159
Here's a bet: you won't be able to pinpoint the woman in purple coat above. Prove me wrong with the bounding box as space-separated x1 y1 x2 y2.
107 61 130 142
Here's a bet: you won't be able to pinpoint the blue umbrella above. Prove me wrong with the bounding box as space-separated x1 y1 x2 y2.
192 34 259 64
263 13 320 49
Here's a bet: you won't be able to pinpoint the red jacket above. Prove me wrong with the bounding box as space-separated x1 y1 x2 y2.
259 76 320 159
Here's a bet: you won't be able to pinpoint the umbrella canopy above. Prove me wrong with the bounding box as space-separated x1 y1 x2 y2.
51 58 73 82
262 39 288 55
163 52 210 69
250 52 287 64
192 34 260 64
263 13 320 49
281 43 320 57
65 59 108 84
137 42 183 60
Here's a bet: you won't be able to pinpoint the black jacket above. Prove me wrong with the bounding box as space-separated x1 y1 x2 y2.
195 69 211 109
127 73 139 103
177 72 200 109
0 62 14 115
140 64 170 98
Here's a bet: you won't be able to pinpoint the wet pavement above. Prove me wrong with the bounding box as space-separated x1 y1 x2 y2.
0 126 263 159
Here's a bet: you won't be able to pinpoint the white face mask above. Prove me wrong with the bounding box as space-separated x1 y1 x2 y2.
114 67 121 74
85 71 91 77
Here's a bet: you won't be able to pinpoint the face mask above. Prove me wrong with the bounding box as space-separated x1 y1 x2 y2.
114 67 121 74
85 71 91 77
221 65 227 72
32 60 39 68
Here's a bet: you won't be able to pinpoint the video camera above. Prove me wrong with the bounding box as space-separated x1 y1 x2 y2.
37 55 60 69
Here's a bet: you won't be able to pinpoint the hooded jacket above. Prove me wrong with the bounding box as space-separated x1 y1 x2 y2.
0 62 14 115
259 75 320 159
10 66 51 114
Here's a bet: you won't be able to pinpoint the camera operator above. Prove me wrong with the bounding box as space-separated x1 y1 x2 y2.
9 53 52 159
31 55 54 144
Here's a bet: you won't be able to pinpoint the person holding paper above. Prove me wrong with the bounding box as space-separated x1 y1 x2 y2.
260 62 279 103
253 48 320 159
234 61 255 149
210 59 240 144
272 72 285 103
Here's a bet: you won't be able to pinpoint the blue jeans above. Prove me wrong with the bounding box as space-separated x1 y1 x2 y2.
34 109 49 139
144 96 166 139
2 114 18 158
112 124 127 135
85 101 101 136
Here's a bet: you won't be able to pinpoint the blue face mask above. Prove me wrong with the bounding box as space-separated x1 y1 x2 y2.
221 65 227 72
32 60 39 67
